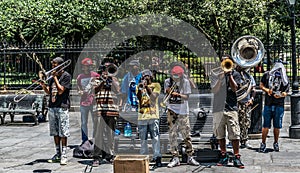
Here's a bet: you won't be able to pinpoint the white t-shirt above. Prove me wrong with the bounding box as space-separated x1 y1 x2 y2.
164 78 191 115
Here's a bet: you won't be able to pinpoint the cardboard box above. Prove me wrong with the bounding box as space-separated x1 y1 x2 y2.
113 155 149 173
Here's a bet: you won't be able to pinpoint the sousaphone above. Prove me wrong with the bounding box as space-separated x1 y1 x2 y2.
231 35 265 101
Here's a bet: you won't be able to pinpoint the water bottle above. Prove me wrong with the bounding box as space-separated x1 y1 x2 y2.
124 122 132 137
114 129 120 136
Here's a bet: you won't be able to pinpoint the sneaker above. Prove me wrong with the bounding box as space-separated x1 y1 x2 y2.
92 159 100 167
187 156 200 166
60 155 67 165
217 153 228 166
273 143 279 152
259 143 266 153
47 153 61 163
240 142 252 149
167 157 180 168
233 154 244 169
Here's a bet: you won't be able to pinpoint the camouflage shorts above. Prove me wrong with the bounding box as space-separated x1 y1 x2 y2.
48 108 70 137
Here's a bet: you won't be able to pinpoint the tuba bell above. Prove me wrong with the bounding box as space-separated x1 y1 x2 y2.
231 35 264 101
231 35 265 69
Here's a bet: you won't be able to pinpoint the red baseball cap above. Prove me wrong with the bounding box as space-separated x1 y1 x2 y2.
81 58 93 66
171 65 184 77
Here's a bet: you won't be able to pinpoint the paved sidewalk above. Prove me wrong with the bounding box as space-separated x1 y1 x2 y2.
1 109 300 173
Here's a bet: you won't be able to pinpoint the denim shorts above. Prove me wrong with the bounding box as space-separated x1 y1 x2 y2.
262 105 284 129
48 108 70 137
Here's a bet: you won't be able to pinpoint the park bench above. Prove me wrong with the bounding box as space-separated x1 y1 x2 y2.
0 94 47 125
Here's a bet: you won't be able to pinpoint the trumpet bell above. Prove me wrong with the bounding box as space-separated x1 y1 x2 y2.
106 64 118 77
221 58 234 73
231 35 265 68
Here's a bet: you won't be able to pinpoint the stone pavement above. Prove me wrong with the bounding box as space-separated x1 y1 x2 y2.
1 109 300 173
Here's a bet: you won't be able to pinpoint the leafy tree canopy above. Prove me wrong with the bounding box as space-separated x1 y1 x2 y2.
0 0 299 51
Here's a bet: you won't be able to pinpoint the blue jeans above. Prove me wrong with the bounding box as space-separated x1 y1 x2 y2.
80 105 94 143
263 105 284 129
138 120 161 159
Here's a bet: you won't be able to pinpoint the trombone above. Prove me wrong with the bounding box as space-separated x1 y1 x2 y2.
161 82 176 107
14 59 71 103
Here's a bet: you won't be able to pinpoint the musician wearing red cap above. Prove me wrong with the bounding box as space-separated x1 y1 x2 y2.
76 58 100 144
163 64 199 168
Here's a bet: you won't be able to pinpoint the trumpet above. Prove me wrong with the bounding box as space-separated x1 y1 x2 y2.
138 80 147 90
14 59 71 103
210 58 234 76
99 63 118 77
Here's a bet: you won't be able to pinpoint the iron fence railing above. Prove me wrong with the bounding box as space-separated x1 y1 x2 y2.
0 42 299 91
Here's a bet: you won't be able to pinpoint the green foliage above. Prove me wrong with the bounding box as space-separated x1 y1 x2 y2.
0 0 299 51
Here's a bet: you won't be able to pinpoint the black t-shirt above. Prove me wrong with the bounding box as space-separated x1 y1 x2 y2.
261 72 289 106
225 70 241 111
48 71 72 108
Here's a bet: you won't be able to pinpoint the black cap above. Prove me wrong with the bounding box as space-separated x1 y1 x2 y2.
52 57 64 64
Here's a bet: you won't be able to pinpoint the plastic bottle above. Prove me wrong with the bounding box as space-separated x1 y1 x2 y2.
124 122 132 137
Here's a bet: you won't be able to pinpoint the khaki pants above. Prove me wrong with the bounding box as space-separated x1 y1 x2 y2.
167 109 194 156
93 115 116 159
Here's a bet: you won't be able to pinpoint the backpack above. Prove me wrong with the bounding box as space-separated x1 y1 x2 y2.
73 139 94 158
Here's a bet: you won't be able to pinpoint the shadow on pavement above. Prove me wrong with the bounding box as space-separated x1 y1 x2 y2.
247 147 275 153
25 159 49 165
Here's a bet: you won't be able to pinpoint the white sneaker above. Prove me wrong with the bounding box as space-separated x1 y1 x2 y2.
167 157 180 168
60 155 67 165
187 156 199 166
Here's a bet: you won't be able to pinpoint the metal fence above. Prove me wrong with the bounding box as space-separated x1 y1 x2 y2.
0 42 299 91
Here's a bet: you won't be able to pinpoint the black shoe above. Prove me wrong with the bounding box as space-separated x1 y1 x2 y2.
217 153 228 166
273 143 279 152
259 143 266 153
233 154 245 169
155 157 162 167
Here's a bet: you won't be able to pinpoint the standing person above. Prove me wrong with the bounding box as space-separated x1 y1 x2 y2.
120 60 142 112
77 58 100 144
92 62 120 167
235 65 256 149
213 55 244 169
164 64 199 168
41 57 71 165
136 69 162 167
259 62 289 153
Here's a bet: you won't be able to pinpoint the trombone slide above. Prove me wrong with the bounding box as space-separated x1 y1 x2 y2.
13 59 71 103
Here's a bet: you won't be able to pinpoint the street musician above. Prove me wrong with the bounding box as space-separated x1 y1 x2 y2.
40 57 71 165
163 64 199 168
92 61 120 167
